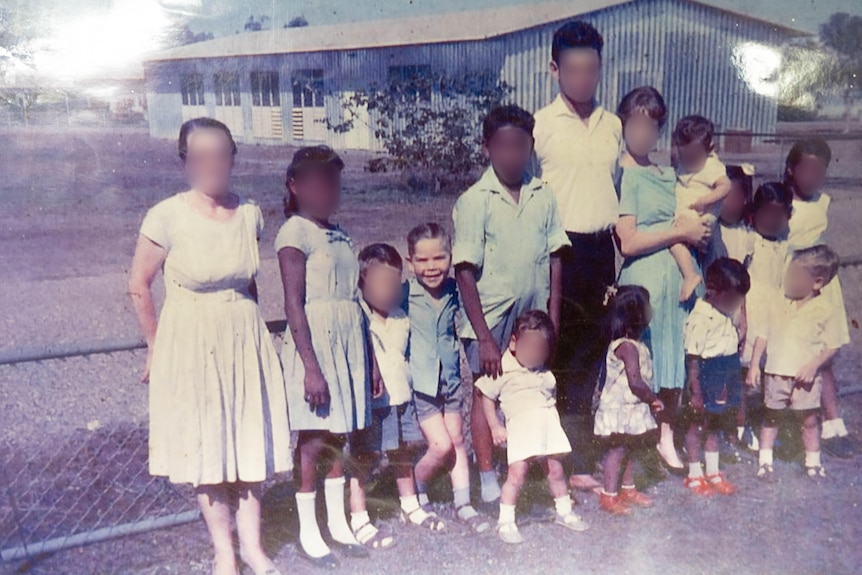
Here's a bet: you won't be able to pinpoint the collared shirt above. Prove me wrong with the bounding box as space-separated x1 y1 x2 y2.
475 350 557 420
756 295 839 377
452 167 570 339
360 300 413 408
402 277 461 397
684 299 740 359
533 95 622 233
788 193 831 252
718 222 754 265
676 153 727 217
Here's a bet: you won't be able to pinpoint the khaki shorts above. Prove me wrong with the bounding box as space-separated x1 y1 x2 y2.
764 373 822 411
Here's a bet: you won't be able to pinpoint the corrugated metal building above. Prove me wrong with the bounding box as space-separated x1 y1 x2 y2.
143 0 806 150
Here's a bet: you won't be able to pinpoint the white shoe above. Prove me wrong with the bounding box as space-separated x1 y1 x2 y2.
497 521 524 544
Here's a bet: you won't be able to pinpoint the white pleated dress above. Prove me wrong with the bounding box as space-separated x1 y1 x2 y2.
141 193 292 487
274 216 369 434
594 339 658 437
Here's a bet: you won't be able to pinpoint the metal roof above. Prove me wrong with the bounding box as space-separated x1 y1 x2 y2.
146 0 808 62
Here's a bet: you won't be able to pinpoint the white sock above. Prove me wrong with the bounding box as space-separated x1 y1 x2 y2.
400 495 421 514
417 492 430 506
805 451 821 468
688 462 704 479
759 449 773 467
554 496 573 516
324 477 359 545
480 470 501 502
296 492 330 558
350 510 370 532
822 418 848 439
705 451 720 476
498 503 516 524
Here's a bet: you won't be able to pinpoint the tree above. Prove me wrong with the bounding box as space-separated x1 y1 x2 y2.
286 16 309 28
0 6 40 122
328 72 514 193
777 39 843 120
244 15 270 32
820 12 862 129
166 23 213 47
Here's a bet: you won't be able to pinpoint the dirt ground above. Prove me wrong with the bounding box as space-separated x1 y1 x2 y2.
1 128 861 575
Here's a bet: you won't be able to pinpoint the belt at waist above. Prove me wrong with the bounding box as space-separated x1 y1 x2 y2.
166 283 251 303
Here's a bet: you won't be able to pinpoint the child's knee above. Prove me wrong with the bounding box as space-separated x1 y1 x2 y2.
449 429 465 449
763 408 784 428
505 462 528 488
798 410 820 430
546 458 565 482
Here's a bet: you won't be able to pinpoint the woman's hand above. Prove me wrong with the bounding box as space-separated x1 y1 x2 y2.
141 346 153 384
674 214 711 245
304 368 330 408
689 392 705 413
650 399 665 413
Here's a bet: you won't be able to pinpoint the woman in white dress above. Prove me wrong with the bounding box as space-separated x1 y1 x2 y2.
129 118 289 575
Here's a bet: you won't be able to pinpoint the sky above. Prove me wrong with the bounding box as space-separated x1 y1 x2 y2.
4 0 862 85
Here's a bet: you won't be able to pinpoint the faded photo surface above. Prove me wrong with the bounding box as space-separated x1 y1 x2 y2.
1 1 861 574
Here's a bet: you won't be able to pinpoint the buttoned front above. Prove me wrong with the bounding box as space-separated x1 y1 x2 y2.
758 295 838 377
403 278 462 397
533 96 622 234
685 299 740 359
452 167 570 339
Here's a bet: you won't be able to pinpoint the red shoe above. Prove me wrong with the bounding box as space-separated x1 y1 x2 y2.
706 473 738 495
683 476 715 497
619 487 654 508
598 492 632 516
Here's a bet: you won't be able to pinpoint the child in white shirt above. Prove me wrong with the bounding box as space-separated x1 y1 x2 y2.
747 245 844 482
476 310 588 544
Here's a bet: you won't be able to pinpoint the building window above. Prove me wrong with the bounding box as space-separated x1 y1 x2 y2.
213 72 241 107
180 73 205 106
292 69 324 108
250 71 280 107
387 65 432 101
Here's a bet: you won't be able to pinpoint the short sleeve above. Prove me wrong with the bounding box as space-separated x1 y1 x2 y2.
701 155 727 186
451 190 487 268
475 373 503 400
545 188 571 254
750 297 777 341
618 169 639 216
274 216 310 255
139 199 172 250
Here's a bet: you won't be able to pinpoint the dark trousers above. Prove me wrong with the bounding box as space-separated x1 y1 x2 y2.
555 230 616 475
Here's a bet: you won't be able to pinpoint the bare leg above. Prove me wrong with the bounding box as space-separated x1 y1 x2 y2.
670 243 702 302
801 412 821 456
235 482 277 573
820 365 840 422
545 457 569 499
197 483 238 575
602 446 625 494
414 413 455 491
500 461 528 506
443 411 470 493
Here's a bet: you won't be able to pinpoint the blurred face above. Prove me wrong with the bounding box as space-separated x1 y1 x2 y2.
183 128 234 196
623 112 661 158
788 154 828 199
551 48 601 105
289 169 341 221
675 141 710 174
783 260 824 300
752 201 789 239
408 237 451 292
483 126 533 186
720 180 748 225
508 329 551 370
709 289 746 316
361 261 403 315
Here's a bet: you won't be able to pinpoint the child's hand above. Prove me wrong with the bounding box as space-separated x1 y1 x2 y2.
650 399 664 413
304 369 330 408
795 362 818 391
490 425 507 446
689 392 704 413
688 198 712 215
746 366 761 388
372 367 385 399
478 337 503 378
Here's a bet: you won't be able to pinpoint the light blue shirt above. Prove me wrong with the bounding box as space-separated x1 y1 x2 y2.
402 277 461 397
452 167 571 339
